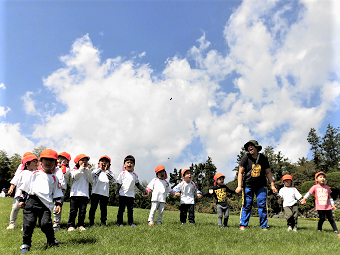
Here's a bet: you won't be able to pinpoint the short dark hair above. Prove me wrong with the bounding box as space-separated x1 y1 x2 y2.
124 155 135 164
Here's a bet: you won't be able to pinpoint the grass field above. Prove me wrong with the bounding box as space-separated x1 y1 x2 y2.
1 197 339 255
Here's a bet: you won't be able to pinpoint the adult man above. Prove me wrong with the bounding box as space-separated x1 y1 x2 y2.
235 140 277 230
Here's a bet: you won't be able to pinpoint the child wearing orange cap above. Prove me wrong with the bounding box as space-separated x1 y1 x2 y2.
202 173 235 228
88 155 115 227
173 169 202 225
18 149 63 253
6 155 38 230
277 174 303 232
67 154 93 231
52 152 72 230
301 172 339 234
146 165 175 226
116 155 148 227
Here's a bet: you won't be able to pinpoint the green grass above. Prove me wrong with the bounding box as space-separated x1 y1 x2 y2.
1 197 339 254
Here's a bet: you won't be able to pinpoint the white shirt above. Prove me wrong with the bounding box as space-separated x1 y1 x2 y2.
11 169 34 198
54 165 70 190
70 166 93 197
26 170 63 212
173 181 201 204
278 186 303 207
147 178 171 202
91 168 115 197
116 170 140 198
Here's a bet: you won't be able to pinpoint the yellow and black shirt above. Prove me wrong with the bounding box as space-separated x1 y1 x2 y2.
202 185 235 207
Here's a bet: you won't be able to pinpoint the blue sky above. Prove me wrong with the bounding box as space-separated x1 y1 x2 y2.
1 0 339 183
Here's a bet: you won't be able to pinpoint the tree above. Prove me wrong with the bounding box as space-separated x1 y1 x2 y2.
0 150 11 189
33 145 47 158
169 168 182 189
307 128 323 169
321 124 340 172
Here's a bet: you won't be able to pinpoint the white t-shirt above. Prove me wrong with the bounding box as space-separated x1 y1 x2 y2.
91 168 115 197
147 178 171 203
11 170 34 198
70 166 93 197
54 166 70 190
278 186 303 207
26 170 64 211
173 181 201 204
116 170 140 198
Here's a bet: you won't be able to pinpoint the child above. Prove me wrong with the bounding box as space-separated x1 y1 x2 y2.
6 155 38 230
202 173 235 228
301 172 339 234
89 155 115 227
116 155 147 227
277 174 303 232
52 152 71 230
18 149 63 253
173 169 202 225
146 165 175 226
0 188 6 197
67 154 93 231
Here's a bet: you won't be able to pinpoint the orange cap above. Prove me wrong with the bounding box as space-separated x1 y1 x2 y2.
23 152 34 158
39 149 58 160
58 152 71 161
99 155 111 163
182 169 191 177
315 171 326 184
155 165 165 174
214 173 225 181
74 154 90 164
22 155 38 165
282 174 293 181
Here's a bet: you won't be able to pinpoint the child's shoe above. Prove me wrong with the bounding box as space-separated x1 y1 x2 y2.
240 226 245 230
20 244 30 254
129 223 137 227
287 226 292 232
148 221 154 226
293 227 298 232
53 223 60 231
181 222 186 225
6 223 15 230
101 222 107 227
334 230 339 234
48 238 59 248
156 221 162 225
116 223 123 227
78 226 86 231
190 222 195 226
67 227 75 232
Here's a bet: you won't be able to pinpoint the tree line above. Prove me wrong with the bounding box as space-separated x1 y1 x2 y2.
1 125 339 216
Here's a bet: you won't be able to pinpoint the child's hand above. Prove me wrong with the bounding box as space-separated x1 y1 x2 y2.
8 188 14 195
170 190 175 196
143 191 148 196
197 194 202 198
55 205 61 214
332 205 336 210
18 202 25 208
116 194 119 199
235 187 242 193
175 192 181 197
301 198 306 205
209 189 213 194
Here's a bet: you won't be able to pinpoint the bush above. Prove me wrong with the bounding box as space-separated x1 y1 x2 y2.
334 210 340 221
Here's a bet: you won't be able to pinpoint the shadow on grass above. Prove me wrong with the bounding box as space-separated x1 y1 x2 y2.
67 237 98 244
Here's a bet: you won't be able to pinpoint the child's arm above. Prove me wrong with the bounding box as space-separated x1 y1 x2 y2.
7 184 16 196
135 182 147 195
18 191 28 208
173 183 181 196
301 192 311 204
106 170 115 183
195 188 202 198
294 189 303 203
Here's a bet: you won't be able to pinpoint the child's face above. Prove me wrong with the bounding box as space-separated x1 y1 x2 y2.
41 158 56 173
79 157 89 167
58 156 69 166
27 159 38 170
316 174 326 185
184 171 192 183
283 179 292 187
157 170 166 180
124 160 135 172
98 158 110 170
217 177 225 186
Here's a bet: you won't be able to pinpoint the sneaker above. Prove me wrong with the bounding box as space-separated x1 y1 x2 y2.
219 225 223 228
53 223 60 231
20 244 30 254
156 221 162 225
129 223 137 227
240 226 245 230
181 222 186 225
190 223 195 226
101 222 107 227
21 226 23 231
293 227 298 232
48 238 59 247
334 230 339 234
6 224 15 230
148 221 154 226
287 226 292 232
67 227 75 232
78 226 86 231
116 223 123 227
262 227 268 231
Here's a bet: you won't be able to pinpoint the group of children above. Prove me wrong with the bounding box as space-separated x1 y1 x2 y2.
4 150 340 253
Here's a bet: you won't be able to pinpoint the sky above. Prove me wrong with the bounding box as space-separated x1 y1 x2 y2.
0 0 340 183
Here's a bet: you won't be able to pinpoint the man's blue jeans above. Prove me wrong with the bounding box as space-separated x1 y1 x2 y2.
239 187 268 228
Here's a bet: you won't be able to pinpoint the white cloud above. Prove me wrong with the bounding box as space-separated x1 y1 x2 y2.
0 122 35 156
21 91 40 116
2 0 340 183
0 83 5 89
0 106 11 117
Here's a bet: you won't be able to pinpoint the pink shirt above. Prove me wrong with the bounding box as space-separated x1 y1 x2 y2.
308 184 332 210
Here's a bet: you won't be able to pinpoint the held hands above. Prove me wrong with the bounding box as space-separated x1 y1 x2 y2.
55 205 61 214
271 186 278 194
18 202 25 208
235 187 242 194
175 192 181 197
332 205 337 210
301 198 306 205
197 193 202 198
